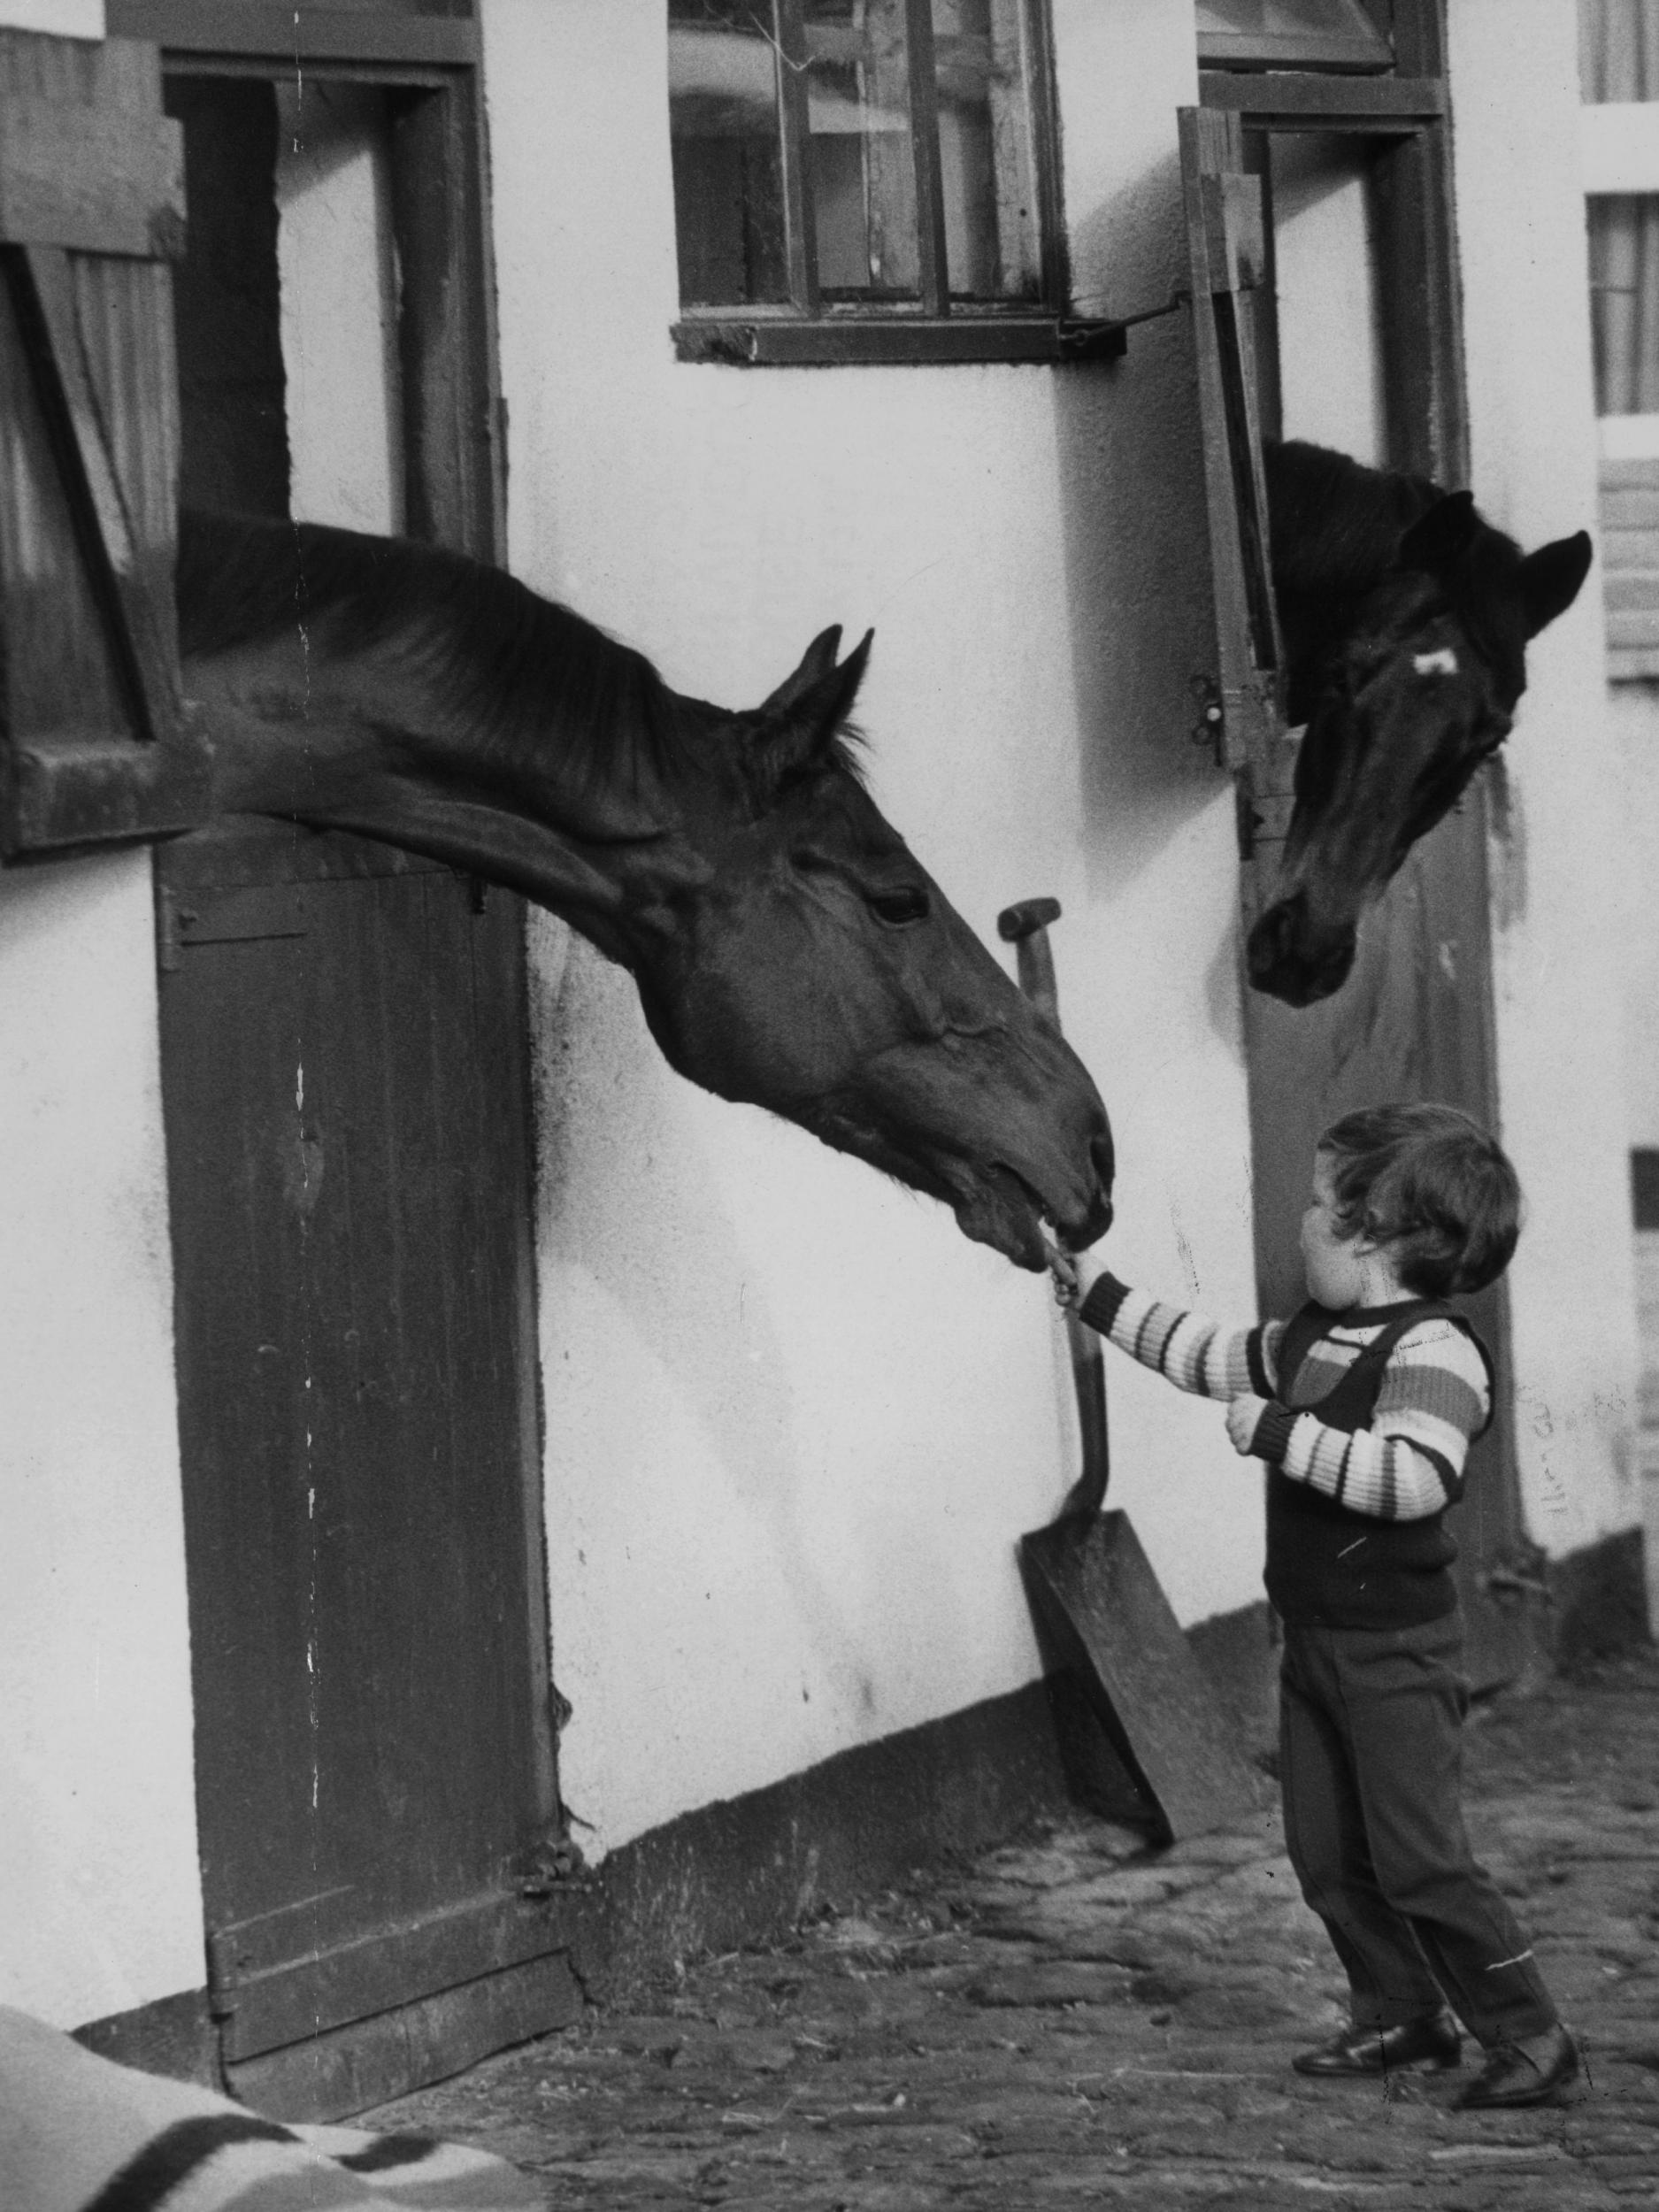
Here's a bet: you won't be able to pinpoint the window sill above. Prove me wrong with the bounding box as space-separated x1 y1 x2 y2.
671 313 1127 369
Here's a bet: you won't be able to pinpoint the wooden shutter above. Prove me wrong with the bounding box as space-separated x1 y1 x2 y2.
0 28 208 858
1178 104 1294 933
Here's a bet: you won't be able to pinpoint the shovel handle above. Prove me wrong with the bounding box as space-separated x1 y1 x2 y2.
996 896 1060 1024
996 896 1110 1520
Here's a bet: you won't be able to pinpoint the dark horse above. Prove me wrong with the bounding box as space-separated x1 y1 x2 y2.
175 514 1113 1270
1250 439 1594 1006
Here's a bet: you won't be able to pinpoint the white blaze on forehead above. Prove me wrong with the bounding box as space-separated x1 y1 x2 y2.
1413 647 1459 678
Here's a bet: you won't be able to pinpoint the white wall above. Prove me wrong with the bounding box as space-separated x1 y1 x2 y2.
0 2 103 31
1271 135 1386 465
1451 0 1640 1559
276 82 403 536
483 0 1263 1860
0 856 200 2024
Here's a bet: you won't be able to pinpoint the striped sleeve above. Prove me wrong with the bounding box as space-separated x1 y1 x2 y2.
1078 1272 1282 1402
1261 1320 1491 1520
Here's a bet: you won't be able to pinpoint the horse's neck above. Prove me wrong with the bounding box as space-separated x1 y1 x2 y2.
189 637 712 964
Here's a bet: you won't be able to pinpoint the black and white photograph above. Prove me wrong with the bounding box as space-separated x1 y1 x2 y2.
2 4 1656 2207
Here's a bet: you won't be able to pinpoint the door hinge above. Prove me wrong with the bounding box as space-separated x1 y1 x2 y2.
156 885 188 974
1190 672 1225 764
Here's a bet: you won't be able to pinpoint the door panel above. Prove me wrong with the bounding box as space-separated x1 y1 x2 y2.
157 824 564 2073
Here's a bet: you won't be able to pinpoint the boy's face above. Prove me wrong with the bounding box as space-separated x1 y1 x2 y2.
1301 1150 1373 1310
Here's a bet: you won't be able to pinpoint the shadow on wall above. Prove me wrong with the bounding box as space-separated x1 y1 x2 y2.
525 915 883 1710
1053 153 1232 900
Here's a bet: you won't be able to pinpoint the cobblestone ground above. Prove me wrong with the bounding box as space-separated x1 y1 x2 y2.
377 1654 1659 2208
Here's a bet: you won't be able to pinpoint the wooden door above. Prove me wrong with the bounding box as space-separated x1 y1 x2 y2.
157 827 572 2117
150 47 572 2117
1182 101 1539 1688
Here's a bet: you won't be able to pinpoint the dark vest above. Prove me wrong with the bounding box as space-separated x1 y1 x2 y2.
1264 1300 1493 1631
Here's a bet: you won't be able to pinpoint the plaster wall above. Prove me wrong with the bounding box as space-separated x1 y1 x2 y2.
1450 0 1640 1559
482 0 1263 1860
1271 137 1386 465
0 855 200 2024
276 82 404 536
0 2 102 31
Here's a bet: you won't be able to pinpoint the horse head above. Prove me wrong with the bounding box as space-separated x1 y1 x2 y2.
1248 459 1592 1007
634 631 1115 1270
179 515 1112 1271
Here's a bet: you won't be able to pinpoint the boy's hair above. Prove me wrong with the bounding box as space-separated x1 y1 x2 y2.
1317 1102 1522 1297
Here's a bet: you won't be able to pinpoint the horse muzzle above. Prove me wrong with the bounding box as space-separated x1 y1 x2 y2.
1246 890 1358 1007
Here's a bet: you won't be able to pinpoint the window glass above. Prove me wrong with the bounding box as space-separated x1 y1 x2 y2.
665 0 1060 348
933 0 1041 301
806 0 920 299
1196 0 1390 69
1590 196 1659 419
1580 0 1659 100
1578 2 1659 433
669 1 790 307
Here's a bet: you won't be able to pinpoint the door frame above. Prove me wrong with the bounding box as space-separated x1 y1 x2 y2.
1195 3 1544 1686
134 0 566 2110
109 0 506 563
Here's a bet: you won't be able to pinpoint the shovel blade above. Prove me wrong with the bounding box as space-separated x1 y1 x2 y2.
1020 1509 1266 1843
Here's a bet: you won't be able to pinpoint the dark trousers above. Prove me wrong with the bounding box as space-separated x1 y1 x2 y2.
1279 1613 1557 2047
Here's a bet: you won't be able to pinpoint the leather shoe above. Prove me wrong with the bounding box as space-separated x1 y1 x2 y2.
1455 2024 1580 2109
1294 2010 1463 2078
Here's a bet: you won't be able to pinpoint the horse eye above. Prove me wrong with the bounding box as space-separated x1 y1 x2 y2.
867 887 930 926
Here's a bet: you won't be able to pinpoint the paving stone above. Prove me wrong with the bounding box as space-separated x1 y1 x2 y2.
373 1652 1659 2209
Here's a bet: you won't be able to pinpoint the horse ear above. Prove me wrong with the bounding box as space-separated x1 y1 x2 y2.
1517 529 1594 638
753 629 873 787
1397 489 1479 575
757 626 846 719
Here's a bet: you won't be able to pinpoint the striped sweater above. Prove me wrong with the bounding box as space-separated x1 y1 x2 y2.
1078 1272 1491 1521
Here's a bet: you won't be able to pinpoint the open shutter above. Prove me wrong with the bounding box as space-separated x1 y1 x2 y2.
0 28 208 858
1178 104 1294 933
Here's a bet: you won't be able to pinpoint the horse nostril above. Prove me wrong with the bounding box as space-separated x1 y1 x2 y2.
1248 892 1305 983
1090 1128 1116 1197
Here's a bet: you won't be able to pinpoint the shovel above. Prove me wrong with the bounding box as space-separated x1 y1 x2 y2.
999 896 1265 1844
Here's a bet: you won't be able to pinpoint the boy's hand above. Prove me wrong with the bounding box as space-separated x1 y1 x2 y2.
1225 1394 1269 1456
1043 1240 1079 1309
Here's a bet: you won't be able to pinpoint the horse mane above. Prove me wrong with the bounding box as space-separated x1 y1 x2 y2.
1265 439 1532 712
1263 440 1440 603
176 511 718 801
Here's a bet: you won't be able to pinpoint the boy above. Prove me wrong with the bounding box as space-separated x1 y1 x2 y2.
1048 1102 1578 2109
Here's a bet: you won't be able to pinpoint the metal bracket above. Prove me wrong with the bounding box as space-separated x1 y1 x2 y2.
1190 672 1225 762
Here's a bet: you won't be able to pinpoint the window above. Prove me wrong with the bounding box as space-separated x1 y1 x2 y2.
1580 0 1659 676
667 0 1118 364
1196 0 1392 74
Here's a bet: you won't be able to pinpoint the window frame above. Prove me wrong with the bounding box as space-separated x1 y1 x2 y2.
1197 0 1463 486
669 0 1125 367
107 0 505 564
